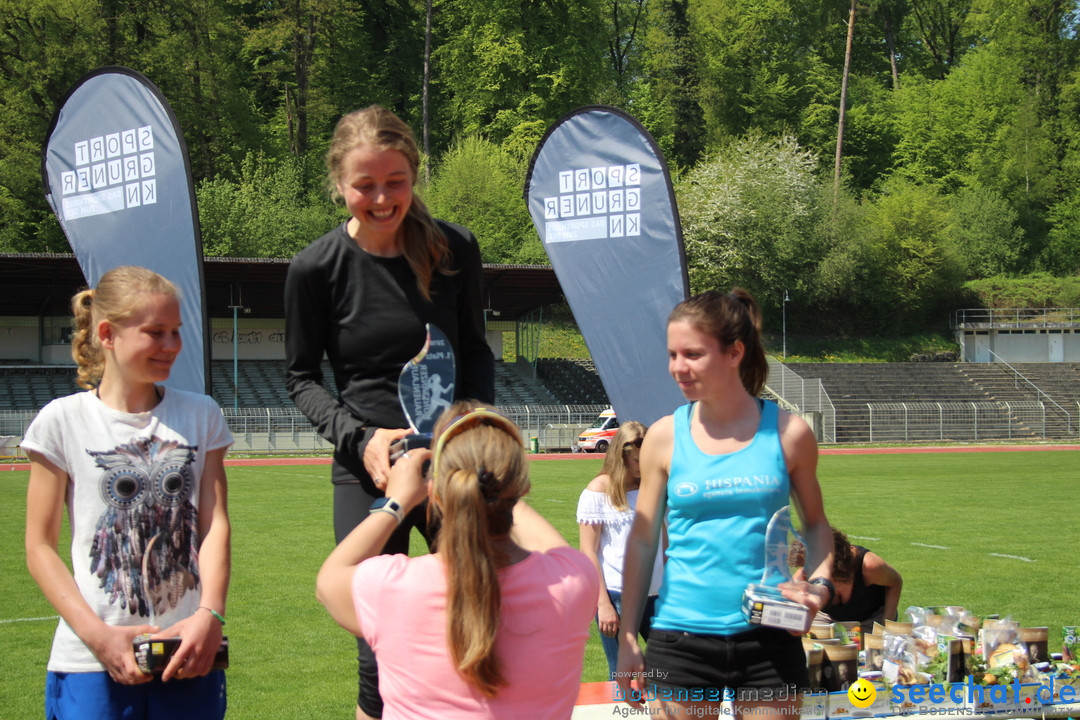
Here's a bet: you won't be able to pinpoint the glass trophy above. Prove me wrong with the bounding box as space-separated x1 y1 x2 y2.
741 505 812 632
390 324 456 460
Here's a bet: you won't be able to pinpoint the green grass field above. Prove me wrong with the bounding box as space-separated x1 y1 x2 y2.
2 450 1077 717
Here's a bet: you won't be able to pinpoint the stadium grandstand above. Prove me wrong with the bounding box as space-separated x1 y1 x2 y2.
2 254 1078 451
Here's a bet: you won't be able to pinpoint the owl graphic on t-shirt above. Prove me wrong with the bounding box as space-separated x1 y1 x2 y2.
87 436 200 617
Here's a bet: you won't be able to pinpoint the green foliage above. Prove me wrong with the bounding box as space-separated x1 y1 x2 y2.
0 0 104 252
773 330 958 362
2 0 1080 335
947 185 1028 278
869 178 966 325
538 319 593 359
964 273 1080 308
435 0 609 151
692 0 838 149
809 193 893 328
102 0 261 179
420 136 542 264
196 153 343 257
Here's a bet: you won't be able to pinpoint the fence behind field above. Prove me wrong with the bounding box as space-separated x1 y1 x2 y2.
867 401 1080 443
0 406 609 456
4 401 1077 457
766 357 837 443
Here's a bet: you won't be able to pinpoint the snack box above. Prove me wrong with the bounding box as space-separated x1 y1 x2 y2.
826 689 857 719
1053 676 1080 703
826 676 892 720
1064 626 1079 662
855 676 894 717
801 691 828 720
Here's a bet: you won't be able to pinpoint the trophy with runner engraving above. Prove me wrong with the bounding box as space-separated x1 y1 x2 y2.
741 505 812 632
390 324 456 461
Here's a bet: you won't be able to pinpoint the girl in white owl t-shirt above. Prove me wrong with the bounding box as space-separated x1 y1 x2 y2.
24 266 232 720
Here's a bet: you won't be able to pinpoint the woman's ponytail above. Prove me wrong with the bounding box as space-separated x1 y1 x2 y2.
440 467 507 697
70 289 102 389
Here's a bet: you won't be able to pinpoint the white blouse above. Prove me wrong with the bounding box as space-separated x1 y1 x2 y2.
576 488 663 596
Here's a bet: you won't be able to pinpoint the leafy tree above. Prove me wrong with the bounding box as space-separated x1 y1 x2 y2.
434 0 608 155
654 0 704 167
604 0 649 103
811 192 893 329
907 0 975 79
890 45 1053 198
675 133 826 315
196 152 342 257
868 178 966 326
869 0 909 89
947 185 1028 277
421 136 542 264
104 0 259 180
1043 192 1080 273
0 0 104 252
691 0 845 154
240 0 334 157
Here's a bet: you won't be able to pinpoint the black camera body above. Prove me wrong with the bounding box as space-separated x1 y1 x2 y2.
389 434 432 462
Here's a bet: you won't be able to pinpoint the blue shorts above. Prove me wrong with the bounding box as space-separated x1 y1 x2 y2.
45 670 226 720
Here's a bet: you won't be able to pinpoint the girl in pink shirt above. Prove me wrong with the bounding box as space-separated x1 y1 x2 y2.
317 402 598 719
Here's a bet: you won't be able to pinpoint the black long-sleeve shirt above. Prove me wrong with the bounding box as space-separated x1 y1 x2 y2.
284 220 494 481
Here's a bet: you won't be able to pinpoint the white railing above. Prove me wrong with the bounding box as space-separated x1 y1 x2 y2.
7 401 1076 455
986 350 1073 434
0 405 610 456
867 401 1078 443
765 357 837 443
951 307 1080 329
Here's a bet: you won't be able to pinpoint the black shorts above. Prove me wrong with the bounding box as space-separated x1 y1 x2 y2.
645 626 809 698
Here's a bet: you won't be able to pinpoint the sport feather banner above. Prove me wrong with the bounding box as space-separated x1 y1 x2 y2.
41 66 209 394
525 106 688 427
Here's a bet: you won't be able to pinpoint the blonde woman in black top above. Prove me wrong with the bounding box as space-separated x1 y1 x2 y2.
284 106 493 720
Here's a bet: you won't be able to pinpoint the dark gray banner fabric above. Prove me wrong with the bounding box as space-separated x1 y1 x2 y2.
525 106 688 427
41 67 208 395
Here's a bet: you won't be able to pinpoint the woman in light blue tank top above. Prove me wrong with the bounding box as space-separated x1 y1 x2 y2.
614 289 836 720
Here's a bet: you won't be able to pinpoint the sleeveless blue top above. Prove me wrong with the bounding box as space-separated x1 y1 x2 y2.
652 400 790 635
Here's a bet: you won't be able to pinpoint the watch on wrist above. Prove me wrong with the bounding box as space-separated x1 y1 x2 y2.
808 576 836 606
370 497 405 524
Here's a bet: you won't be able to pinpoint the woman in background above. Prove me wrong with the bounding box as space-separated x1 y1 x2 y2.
791 527 903 635
577 421 664 678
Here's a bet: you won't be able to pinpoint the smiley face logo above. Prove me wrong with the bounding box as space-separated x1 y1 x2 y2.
848 678 877 709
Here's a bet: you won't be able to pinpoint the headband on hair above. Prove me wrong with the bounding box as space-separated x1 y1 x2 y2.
432 408 524 480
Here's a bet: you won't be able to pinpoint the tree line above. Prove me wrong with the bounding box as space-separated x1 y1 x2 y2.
2 0 1080 333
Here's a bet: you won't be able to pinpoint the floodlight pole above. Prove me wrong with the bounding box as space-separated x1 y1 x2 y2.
229 285 244 409
782 290 790 360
